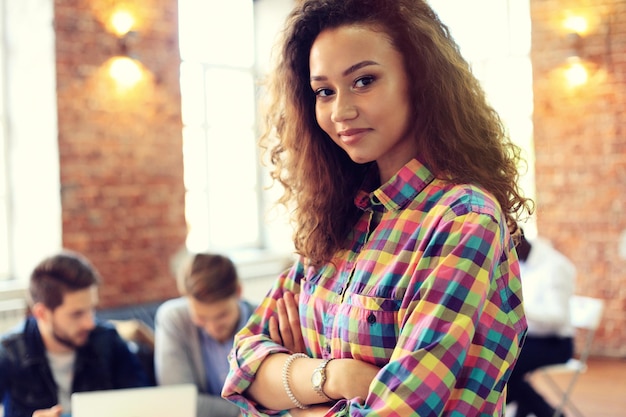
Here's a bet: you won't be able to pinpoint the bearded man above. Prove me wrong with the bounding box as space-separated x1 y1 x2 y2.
0 250 148 417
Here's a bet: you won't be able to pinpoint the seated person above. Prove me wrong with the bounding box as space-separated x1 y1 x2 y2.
154 253 255 417
0 250 149 417
507 228 577 417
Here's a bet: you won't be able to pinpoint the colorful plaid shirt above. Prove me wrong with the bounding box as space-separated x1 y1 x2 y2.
222 159 526 417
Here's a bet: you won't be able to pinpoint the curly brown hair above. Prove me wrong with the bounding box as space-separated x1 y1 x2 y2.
260 0 533 266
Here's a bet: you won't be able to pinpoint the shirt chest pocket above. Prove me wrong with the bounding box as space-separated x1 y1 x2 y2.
333 293 401 367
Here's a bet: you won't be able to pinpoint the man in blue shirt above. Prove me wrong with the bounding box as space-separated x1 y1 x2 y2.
154 253 255 417
0 250 149 417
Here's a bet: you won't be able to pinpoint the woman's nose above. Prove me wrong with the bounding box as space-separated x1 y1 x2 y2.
331 92 358 123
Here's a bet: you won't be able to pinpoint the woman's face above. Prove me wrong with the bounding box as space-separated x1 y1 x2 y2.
309 24 417 183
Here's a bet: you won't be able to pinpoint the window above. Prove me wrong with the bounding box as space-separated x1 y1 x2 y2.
178 0 293 255
179 0 260 253
0 5 9 280
0 0 61 286
430 0 536 210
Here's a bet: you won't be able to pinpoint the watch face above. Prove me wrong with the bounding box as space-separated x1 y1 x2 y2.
312 370 323 386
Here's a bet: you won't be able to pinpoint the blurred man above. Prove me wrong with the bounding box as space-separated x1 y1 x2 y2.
0 250 149 417
507 228 577 417
155 253 255 417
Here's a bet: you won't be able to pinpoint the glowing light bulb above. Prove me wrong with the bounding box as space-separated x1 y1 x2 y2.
111 10 135 37
109 57 143 89
564 58 588 88
563 15 588 36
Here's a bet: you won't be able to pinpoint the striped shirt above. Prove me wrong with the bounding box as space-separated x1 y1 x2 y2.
222 158 526 416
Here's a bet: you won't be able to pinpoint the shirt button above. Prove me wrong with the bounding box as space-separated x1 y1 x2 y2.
367 313 376 324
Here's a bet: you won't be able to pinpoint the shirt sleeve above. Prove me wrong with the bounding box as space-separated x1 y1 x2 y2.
221 260 305 417
154 301 198 386
330 210 525 417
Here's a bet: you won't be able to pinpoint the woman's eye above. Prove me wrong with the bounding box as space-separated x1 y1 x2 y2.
314 88 334 98
354 76 375 88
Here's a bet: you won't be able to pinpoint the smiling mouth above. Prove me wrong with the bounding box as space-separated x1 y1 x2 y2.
338 128 369 143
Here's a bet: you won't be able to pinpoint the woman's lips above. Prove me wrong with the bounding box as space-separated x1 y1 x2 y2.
338 128 369 144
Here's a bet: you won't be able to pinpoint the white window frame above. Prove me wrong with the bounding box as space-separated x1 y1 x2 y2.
430 0 536 233
0 0 61 290
178 0 294 260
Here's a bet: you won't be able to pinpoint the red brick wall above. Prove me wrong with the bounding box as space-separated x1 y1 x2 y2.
531 0 626 357
54 0 186 308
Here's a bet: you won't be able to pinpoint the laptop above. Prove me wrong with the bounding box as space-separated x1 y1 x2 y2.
71 384 197 417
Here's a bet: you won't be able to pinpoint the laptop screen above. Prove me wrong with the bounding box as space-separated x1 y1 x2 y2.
71 384 197 417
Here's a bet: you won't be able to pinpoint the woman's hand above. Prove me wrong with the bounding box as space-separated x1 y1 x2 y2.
269 291 306 353
268 291 380 403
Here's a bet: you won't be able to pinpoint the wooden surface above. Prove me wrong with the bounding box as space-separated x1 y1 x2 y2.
508 356 626 417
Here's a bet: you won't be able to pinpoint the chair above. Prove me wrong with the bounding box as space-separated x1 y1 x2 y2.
534 295 605 417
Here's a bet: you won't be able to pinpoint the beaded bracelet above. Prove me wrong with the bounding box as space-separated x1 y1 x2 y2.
282 353 309 410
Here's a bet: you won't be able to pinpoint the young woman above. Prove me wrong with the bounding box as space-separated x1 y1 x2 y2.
222 1 533 416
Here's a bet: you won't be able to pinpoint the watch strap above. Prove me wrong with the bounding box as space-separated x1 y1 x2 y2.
312 358 333 402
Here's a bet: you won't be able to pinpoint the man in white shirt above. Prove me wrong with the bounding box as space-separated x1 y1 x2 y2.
507 228 577 417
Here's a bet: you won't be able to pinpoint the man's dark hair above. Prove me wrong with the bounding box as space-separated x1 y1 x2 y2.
29 250 101 311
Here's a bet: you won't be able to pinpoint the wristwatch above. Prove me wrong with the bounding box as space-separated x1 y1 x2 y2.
311 358 333 401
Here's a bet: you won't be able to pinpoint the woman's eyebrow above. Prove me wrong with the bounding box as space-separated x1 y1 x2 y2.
342 60 379 76
310 60 380 82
